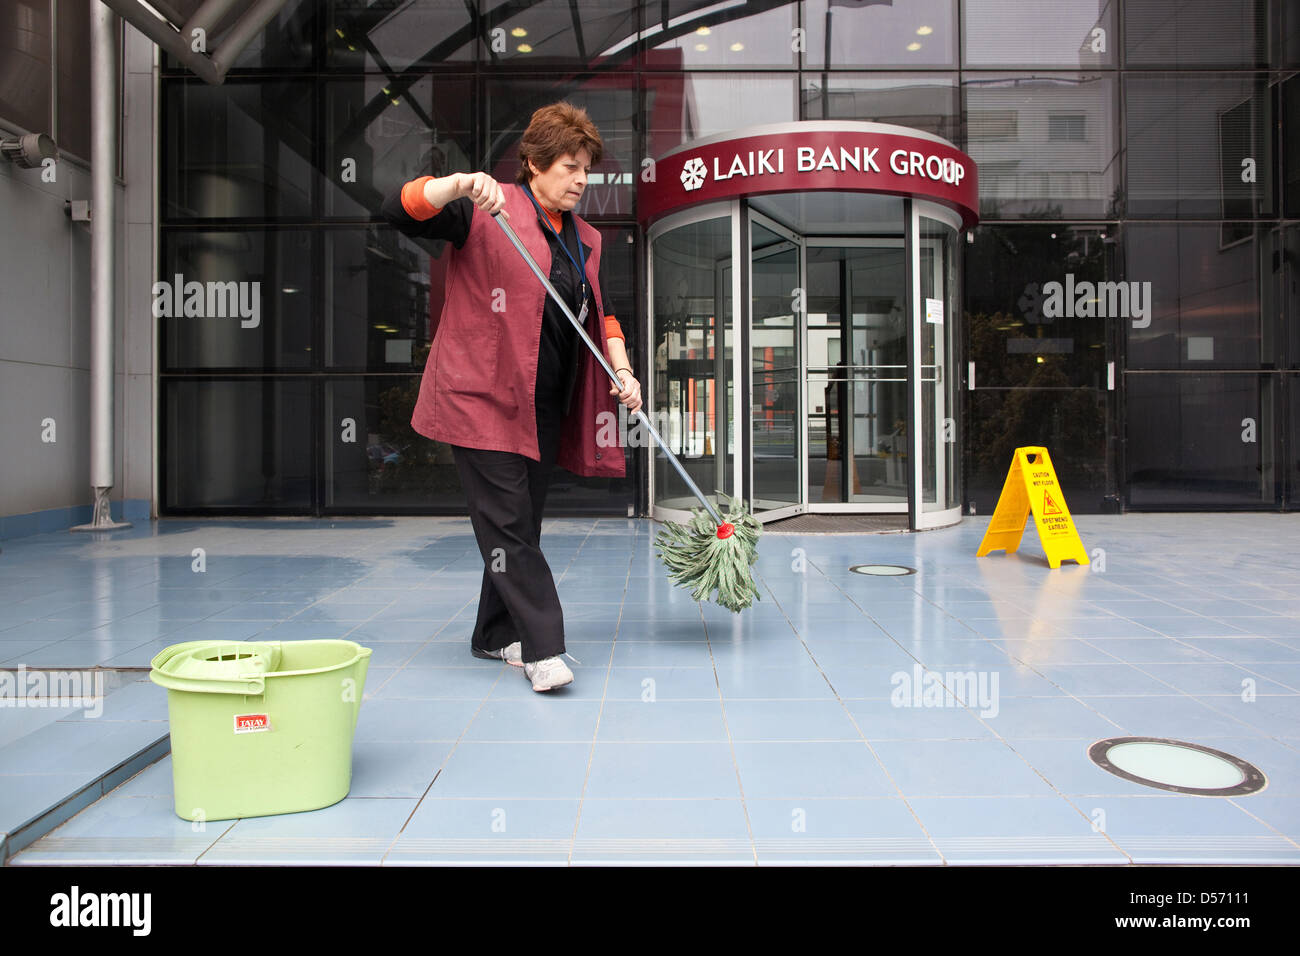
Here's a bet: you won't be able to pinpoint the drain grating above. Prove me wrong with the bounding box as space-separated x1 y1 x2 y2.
1088 737 1266 796
849 564 917 576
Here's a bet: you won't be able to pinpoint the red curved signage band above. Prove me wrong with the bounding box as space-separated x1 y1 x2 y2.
639 129 979 229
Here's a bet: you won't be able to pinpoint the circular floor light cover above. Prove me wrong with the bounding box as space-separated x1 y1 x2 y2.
849 564 917 576
1088 737 1266 797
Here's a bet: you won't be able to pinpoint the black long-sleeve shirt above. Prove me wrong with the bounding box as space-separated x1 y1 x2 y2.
380 182 590 416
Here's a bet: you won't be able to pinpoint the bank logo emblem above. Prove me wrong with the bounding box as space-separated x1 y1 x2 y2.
680 157 707 191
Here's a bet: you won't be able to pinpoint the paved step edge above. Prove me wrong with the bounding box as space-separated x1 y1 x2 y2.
2 734 170 865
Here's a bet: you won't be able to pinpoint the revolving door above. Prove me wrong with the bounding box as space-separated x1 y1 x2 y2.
647 192 964 530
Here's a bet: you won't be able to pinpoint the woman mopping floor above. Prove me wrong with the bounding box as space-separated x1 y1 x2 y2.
382 103 640 691
383 103 760 691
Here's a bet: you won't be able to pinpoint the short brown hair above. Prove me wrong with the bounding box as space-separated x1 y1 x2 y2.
516 102 604 184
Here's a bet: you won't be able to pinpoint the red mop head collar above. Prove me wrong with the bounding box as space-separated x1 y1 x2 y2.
716 523 735 539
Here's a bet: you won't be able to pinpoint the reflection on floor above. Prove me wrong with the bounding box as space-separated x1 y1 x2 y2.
2 514 1298 865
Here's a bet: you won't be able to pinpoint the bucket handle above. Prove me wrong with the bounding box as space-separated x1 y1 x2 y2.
149 671 266 696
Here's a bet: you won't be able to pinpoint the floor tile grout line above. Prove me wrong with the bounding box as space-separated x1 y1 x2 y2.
568 521 629 866
189 819 243 865
806 556 1148 862
6 516 1300 863
1223 797 1300 851
380 668 507 865
699 599 760 866
757 560 952 865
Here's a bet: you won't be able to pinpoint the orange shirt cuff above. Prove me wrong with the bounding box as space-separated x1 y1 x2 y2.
604 315 624 341
400 176 441 220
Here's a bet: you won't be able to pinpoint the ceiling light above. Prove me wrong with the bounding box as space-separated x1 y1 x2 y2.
517 43 532 53
916 25 933 36
696 26 711 35
695 43 708 51
512 27 527 37
906 42 921 51
730 42 744 51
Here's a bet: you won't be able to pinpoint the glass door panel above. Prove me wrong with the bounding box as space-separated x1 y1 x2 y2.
649 209 735 517
914 204 962 528
750 218 803 518
806 241 908 508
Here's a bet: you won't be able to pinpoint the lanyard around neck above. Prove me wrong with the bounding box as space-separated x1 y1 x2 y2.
524 185 586 293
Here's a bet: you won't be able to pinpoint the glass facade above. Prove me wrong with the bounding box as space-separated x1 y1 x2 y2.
157 0 1300 516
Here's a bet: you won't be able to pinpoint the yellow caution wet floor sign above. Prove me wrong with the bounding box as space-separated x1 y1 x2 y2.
976 446 1089 568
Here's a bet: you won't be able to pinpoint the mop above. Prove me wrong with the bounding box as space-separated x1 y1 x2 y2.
492 211 761 612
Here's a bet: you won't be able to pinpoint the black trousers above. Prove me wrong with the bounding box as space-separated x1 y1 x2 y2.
451 394 567 664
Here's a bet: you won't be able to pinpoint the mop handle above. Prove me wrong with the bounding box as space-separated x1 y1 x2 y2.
491 210 725 528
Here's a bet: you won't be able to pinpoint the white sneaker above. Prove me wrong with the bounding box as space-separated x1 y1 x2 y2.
524 656 574 692
471 642 523 666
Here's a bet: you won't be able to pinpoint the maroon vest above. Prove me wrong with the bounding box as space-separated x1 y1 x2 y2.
410 183 626 479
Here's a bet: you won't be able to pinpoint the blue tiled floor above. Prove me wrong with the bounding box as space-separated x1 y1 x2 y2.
2 513 1299 865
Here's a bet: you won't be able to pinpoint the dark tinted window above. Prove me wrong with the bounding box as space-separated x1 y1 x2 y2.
966 224 1115 390
964 0 1114 68
164 378 314 510
0 0 50 135
484 0 637 70
801 74 960 144
642 0 796 70
645 72 798 156
1124 0 1271 68
160 230 315 370
54 5 89 160
323 75 474 219
964 74 1119 219
804 0 956 69
164 80 315 220
164 0 315 72
1126 374 1279 508
328 0 475 70
1125 74 1274 219
1125 223 1269 370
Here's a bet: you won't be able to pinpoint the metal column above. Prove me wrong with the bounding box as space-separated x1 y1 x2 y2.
73 1 132 532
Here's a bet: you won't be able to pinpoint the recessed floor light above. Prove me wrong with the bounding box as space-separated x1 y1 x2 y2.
849 564 916 576
1088 737 1266 797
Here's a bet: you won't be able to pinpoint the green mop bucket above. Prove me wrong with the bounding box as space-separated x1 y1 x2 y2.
149 639 373 822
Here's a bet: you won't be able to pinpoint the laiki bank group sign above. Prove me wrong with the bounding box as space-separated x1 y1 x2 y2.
638 121 979 228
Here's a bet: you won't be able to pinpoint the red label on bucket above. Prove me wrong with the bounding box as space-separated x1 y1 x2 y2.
234 713 271 734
